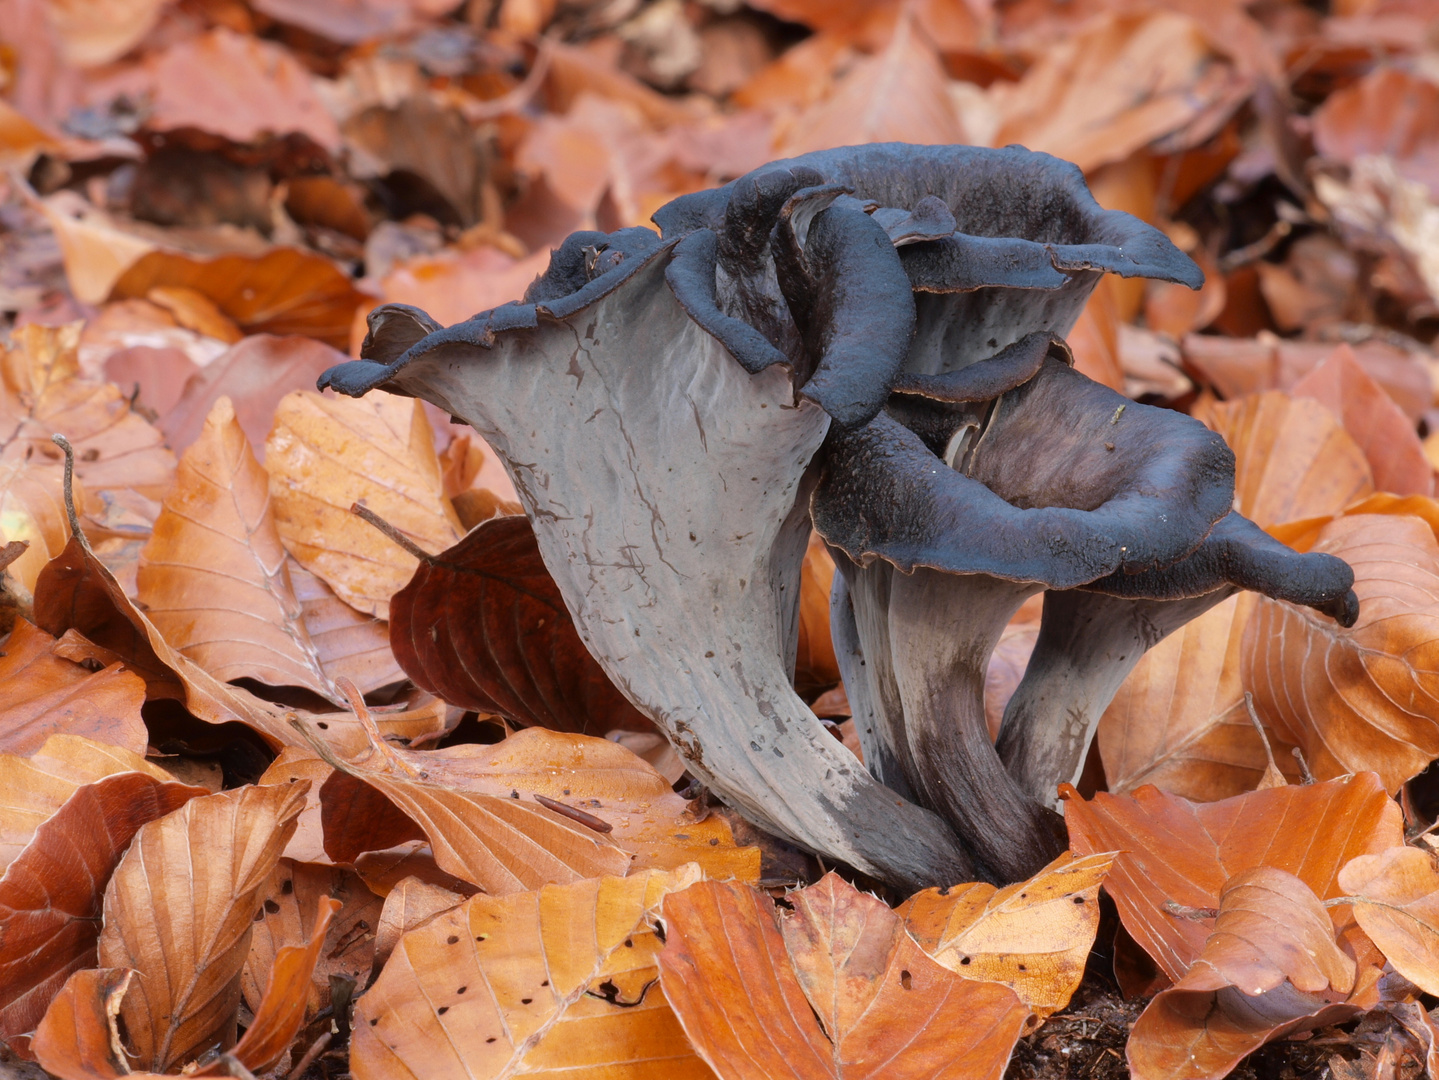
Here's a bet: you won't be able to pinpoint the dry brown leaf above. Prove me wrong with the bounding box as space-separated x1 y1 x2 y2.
660 874 1031 1080
0 771 206 1044
0 618 147 757
1064 773 1403 984
0 459 78 620
137 396 335 699
1245 514 1439 792
265 390 462 620
42 0 172 67
983 594 1043 741
1291 345 1432 497
256 747 335 864
0 734 171 873
354 841 481 900
898 852 1114 1022
288 560 405 694
32 968 153 1080
378 247 553 333
1338 846 1439 996
96 782 308 1073
1313 66 1439 199
1 322 176 502
37 193 161 307
371 874 467 973
1193 391 1375 527
991 11 1247 174
1126 868 1363 1080
796 533 841 697
111 249 363 352
354 867 709 1080
239 861 379 1030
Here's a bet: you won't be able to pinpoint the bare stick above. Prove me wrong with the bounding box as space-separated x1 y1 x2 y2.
284 1031 332 1080
1291 746 1317 785
350 501 433 562
51 434 94 554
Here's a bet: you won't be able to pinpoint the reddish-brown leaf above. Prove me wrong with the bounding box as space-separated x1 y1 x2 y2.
1063 773 1403 983
389 514 653 735
0 619 147 757
1338 846 1439 997
1290 345 1432 496
660 875 1031 1080
1313 66 1439 198
0 771 206 1044
31 968 147 1080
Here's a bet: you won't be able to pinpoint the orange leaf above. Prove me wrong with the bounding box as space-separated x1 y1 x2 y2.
660 874 1031 1080
32 969 151 1080
1339 846 1439 996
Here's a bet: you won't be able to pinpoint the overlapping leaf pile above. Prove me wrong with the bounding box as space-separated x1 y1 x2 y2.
5 0 1439 1077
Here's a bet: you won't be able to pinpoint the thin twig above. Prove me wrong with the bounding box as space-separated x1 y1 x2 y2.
1163 900 1218 921
533 793 614 833
1292 746 1317 785
350 502 433 562
285 1031 332 1080
1244 692 1279 774
51 434 93 554
1217 219 1292 273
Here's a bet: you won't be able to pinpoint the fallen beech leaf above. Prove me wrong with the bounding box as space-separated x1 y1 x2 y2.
1313 66 1439 199
97 782 308 1072
43 0 172 67
796 533 841 697
779 13 964 156
1291 345 1432 496
101 346 200 420
265 390 462 620
309 710 756 889
157 335 351 458
898 852 1114 1020
0 619 147 756
1339 846 1439 995
1098 594 1285 801
37 193 161 307
379 247 552 329
145 286 242 344
1126 868 1362 1080
371 875 467 973
0 460 77 619
1064 773 1403 983
1193 391 1375 527
31 968 146 1080
1 322 176 501
0 771 206 1045
354 841 480 900
353 867 710 1080
289 560 405 694
240 860 381 1023
256 747 336 864
660 875 1031 1080
111 249 363 351
991 11 1247 174
137 396 335 699
983 595 1043 741
1245 514 1439 791
0 734 171 873
388 514 654 734
222 894 340 1076
141 28 341 153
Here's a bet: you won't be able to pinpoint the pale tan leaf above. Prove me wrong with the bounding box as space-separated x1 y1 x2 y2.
137 396 333 699
96 782 308 1072
1340 847 1439 997
266 390 462 620
288 559 405 694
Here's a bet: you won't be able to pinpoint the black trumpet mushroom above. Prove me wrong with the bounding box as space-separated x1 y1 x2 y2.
317 143 1358 890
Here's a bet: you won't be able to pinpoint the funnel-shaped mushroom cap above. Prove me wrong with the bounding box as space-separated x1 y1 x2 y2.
320 236 972 890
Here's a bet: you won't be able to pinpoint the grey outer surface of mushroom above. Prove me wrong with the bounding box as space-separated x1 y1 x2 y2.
320 240 972 891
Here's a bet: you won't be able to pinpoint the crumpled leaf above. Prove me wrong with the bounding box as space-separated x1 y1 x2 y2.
240 859 382 1023
96 782 308 1072
388 513 653 734
1126 868 1363 1080
1339 846 1439 996
265 390 462 620
1064 773 1403 983
0 619 147 757
1246 514 1439 792
897 852 1114 1021
0 771 207 1045
659 874 1032 1080
352 867 711 1080
32 968 150 1080
137 395 336 700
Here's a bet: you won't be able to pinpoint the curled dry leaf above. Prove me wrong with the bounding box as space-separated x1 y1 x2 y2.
96 782 308 1073
111 248 361 351
1246 514 1439 792
1290 345 1433 497
256 746 336 864
898 851 1114 1021
265 390 462 620
1339 846 1439 996
0 771 207 1045
32 968 151 1080
0 734 171 873
795 533 841 697
353 867 711 1080
0 619 147 756
1126 868 1363 1080
388 514 654 734
1064 773 1403 984
223 894 341 1076
1 322 176 502
240 860 382 1023
660 874 1032 1080
138 396 335 700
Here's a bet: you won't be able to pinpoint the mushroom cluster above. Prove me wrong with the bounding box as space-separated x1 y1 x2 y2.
320 144 1358 890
